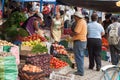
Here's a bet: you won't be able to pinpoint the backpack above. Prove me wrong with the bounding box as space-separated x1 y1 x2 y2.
108 23 120 45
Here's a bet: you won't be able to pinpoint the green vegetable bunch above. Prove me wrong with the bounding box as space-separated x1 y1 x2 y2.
32 44 48 53
5 11 27 28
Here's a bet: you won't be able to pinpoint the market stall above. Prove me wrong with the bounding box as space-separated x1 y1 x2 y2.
13 0 56 12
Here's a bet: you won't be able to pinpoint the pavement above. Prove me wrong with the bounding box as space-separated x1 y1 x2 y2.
73 57 111 80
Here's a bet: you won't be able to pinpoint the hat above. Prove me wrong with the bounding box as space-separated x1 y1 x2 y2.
37 13 44 21
74 11 84 18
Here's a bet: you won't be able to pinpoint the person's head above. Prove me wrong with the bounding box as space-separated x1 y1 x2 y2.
91 13 98 21
111 15 118 23
55 12 61 19
74 11 84 21
85 16 89 23
105 13 112 20
36 13 44 24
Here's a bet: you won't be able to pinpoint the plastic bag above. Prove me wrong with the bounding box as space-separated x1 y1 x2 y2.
0 56 18 80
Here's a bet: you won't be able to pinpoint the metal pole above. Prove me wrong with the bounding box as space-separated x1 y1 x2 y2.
40 0 43 12
2 0 4 14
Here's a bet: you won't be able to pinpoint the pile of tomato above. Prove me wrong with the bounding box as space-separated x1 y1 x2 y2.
50 57 68 69
19 33 47 42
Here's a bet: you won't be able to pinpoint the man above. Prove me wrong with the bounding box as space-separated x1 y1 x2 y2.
102 13 112 38
87 13 105 71
107 15 120 65
71 11 87 76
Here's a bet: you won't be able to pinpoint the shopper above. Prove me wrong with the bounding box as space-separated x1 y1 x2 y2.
106 15 120 65
50 12 64 43
87 13 105 71
70 11 87 76
102 13 112 38
42 3 51 28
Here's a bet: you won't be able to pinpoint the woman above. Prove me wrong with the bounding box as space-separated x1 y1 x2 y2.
51 12 64 43
87 13 105 71
23 12 44 36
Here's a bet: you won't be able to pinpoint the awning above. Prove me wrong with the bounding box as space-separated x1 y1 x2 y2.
13 0 56 2
56 0 120 13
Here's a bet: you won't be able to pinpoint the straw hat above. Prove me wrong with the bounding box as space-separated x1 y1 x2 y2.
74 11 84 18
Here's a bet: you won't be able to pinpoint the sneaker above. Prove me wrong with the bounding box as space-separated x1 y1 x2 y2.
74 72 84 76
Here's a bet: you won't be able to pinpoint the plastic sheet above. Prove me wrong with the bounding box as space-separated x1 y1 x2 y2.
0 56 18 80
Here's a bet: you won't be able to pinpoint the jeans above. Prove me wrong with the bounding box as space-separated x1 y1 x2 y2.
73 40 87 75
109 45 119 65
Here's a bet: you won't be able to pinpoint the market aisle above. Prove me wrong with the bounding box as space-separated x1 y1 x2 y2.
73 57 111 80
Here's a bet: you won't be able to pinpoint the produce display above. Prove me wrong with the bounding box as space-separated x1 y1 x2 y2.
19 33 47 42
50 57 68 69
102 37 109 47
52 43 67 55
21 40 46 47
31 44 48 53
0 52 13 57
26 54 51 76
2 11 27 41
22 64 43 73
0 40 15 46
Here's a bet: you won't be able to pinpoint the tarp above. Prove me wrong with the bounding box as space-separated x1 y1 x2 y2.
56 0 120 13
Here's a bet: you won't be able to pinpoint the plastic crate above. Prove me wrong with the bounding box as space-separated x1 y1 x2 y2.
49 71 75 80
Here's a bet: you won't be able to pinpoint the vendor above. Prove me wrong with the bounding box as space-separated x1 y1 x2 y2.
22 12 44 36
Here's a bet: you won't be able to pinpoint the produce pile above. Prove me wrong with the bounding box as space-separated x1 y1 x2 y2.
26 54 51 76
102 37 109 47
50 57 68 69
2 11 27 41
19 33 47 42
51 43 68 55
19 64 45 80
31 44 48 53
22 64 43 73
0 40 15 46
21 40 46 47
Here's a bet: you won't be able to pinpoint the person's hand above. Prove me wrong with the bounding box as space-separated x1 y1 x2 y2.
70 33 74 37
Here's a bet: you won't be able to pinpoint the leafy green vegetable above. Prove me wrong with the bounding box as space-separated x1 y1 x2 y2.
18 28 29 37
32 44 48 53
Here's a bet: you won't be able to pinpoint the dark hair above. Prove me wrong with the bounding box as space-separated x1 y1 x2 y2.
91 13 98 21
111 15 118 21
105 13 112 19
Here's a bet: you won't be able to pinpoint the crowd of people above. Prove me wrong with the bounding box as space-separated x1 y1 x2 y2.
71 12 120 77
1 1 120 77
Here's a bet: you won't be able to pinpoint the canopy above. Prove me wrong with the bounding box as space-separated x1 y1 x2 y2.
14 0 56 2
56 0 120 13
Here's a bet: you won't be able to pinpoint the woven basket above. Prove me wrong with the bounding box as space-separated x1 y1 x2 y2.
19 69 45 80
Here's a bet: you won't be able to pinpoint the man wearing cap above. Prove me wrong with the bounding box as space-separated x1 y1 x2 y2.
70 11 87 76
